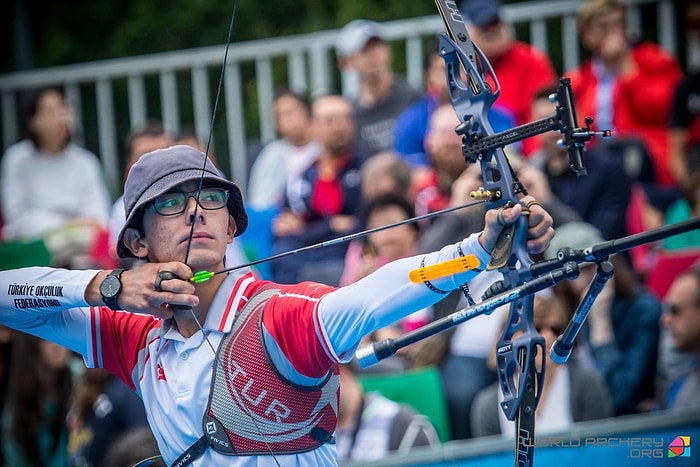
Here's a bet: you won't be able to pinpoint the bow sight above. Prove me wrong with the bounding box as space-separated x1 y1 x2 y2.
168 3 700 464
356 2 697 467
439 31 610 197
166 1 696 464
432 4 603 462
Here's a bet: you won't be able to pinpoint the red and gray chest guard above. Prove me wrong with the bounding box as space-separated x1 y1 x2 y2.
203 288 339 456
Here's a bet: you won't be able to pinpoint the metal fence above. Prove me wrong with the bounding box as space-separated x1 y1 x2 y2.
0 0 679 199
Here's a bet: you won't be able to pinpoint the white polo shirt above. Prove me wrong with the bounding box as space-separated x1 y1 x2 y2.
0 233 491 466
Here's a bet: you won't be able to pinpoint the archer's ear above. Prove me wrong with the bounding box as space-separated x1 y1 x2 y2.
123 228 149 258
227 215 237 243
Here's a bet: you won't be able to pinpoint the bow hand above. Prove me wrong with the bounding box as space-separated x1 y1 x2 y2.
479 198 554 258
116 262 197 318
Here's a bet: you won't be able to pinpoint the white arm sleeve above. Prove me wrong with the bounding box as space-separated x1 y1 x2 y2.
318 232 493 361
0 267 99 355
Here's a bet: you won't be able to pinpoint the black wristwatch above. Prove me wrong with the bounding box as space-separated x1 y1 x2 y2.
99 269 126 310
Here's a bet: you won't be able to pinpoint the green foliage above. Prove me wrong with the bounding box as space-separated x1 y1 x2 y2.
4 0 531 168
19 0 451 69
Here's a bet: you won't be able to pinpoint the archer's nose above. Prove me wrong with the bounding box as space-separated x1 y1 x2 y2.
185 197 205 224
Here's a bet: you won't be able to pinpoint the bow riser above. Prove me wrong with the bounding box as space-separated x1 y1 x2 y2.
434 2 546 465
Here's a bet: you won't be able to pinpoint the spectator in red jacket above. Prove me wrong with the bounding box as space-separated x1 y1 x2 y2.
668 0 700 187
567 0 683 188
459 0 558 156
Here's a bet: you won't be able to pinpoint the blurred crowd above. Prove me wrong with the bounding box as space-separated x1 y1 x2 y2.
1 0 700 464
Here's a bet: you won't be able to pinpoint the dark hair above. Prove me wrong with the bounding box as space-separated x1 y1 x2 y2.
125 120 167 156
533 86 559 103
104 427 165 467
274 88 311 115
577 0 627 32
21 85 70 147
71 368 113 423
7 333 73 465
363 192 419 234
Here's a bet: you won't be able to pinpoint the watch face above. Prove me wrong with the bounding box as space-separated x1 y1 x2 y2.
101 275 121 298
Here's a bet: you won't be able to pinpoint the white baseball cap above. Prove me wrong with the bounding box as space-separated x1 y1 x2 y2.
335 19 385 58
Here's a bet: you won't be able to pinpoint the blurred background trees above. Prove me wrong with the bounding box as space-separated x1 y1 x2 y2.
2 0 440 73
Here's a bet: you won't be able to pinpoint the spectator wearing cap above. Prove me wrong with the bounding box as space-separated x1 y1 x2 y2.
459 0 557 156
335 19 422 159
547 221 662 415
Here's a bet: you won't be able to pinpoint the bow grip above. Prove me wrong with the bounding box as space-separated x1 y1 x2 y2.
487 222 516 270
486 204 531 273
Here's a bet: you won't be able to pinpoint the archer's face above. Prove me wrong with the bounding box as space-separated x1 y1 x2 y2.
129 180 236 271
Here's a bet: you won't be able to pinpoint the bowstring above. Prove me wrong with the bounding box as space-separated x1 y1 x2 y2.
180 1 283 464
181 0 240 353
180 0 241 356
183 0 239 267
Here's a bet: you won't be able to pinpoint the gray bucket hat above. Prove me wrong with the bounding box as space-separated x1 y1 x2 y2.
116 144 247 258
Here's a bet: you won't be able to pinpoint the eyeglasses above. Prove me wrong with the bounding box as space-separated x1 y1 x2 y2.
151 187 229 216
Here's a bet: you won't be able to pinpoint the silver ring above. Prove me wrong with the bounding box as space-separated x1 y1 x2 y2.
496 207 507 226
